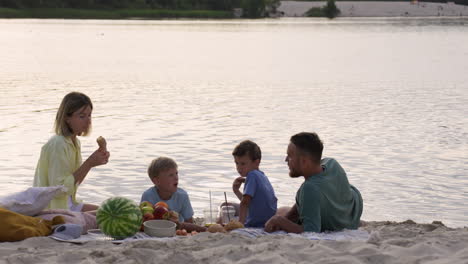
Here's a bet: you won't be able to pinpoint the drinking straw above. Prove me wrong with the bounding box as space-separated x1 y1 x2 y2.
224 192 231 222
209 190 212 223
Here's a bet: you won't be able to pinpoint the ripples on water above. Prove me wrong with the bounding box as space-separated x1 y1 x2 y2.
0 18 466 227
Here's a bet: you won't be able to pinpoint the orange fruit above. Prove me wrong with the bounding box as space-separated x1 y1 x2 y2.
154 201 169 209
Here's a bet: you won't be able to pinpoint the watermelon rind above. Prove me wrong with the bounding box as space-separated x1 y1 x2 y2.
96 197 143 239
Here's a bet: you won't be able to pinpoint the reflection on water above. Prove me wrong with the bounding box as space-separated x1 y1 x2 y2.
0 18 467 227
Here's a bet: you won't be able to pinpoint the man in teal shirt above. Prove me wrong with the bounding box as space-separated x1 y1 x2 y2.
265 132 363 233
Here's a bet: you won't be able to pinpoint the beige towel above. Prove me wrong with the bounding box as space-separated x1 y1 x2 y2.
36 209 97 234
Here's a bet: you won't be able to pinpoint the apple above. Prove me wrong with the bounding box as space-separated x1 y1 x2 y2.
140 201 153 209
141 206 154 215
143 212 155 222
163 211 179 222
153 206 169 220
154 201 169 210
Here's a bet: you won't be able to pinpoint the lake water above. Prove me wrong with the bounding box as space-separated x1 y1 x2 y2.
0 18 466 227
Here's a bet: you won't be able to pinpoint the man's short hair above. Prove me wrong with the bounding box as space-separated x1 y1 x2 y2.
290 132 323 164
232 140 261 161
148 157 177 180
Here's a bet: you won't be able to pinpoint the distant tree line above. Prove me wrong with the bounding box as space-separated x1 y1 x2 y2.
0 0 235 10
417 0 468 4
0 0 282 17
295 0 468 5
454 0 468 5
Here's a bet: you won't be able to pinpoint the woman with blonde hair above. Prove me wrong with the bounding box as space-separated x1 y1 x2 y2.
33 92 110 212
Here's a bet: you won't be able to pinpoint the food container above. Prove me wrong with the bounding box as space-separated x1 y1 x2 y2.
143 220 176 237
220 205 237 224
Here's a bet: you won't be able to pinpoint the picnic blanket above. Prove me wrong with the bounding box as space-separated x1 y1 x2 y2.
49 229 176 244
231 228 370 241
49 228 369 244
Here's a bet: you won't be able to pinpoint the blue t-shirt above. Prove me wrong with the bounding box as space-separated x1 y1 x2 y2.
243 170 278 227
140 186 194 222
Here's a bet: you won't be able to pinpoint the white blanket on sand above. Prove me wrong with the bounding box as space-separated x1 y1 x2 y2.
49 228 369 244
231 228 369 241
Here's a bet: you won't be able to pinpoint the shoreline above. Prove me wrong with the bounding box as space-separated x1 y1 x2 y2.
1 220 467 263
1 2 468 20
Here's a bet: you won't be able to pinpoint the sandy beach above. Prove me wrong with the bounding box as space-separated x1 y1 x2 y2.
279 1 468 17
1 220 467 264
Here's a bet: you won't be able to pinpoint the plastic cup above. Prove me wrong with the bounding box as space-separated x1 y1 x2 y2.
203 208 219 225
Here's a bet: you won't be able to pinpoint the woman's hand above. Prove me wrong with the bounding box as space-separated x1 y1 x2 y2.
88 149 110 167
74 149 110 185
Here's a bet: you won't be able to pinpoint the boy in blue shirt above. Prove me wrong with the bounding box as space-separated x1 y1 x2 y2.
141 156 194 223
231 140 277 227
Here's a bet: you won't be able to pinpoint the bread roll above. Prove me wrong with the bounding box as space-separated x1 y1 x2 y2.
207 224 226 233
96 136 107 152
224 220 244 232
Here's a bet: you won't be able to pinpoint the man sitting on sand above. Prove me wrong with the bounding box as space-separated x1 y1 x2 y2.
265 132 363 233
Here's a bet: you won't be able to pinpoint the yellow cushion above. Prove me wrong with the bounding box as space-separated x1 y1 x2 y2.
0 207 65 242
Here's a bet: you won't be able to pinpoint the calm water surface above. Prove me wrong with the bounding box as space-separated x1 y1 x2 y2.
0 18 467 227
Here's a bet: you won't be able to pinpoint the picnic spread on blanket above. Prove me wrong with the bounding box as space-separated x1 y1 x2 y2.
0 186 369 243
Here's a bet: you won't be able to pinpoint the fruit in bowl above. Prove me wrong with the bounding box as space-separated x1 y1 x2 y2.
153 205 169 220
154 201 169 209
140 201 153 209
140 213 155 231
141 206 154 215
163 210 179 222
143 212 155 221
